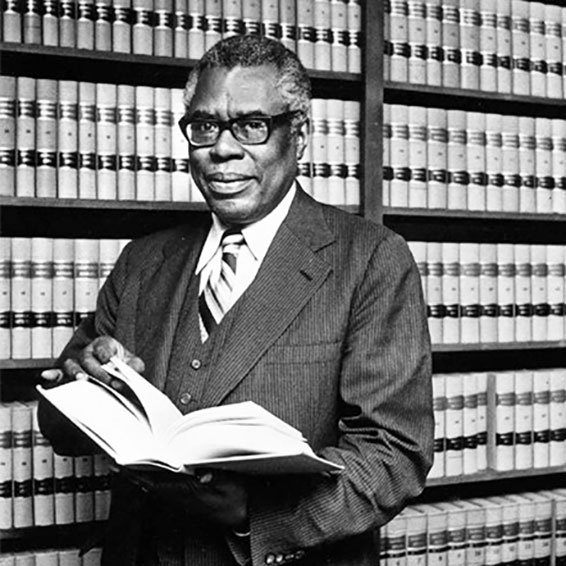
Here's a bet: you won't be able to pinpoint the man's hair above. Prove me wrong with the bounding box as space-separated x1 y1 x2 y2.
183 35 312 131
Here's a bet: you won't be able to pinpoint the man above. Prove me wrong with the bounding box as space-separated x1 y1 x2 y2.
39 34 433 566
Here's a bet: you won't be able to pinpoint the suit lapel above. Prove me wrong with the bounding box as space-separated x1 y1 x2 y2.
201 191 335 407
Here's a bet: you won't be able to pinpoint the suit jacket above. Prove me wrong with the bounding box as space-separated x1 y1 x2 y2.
39 189 433 566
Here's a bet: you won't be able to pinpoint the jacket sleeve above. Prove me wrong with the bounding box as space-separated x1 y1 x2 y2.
247 232 434 564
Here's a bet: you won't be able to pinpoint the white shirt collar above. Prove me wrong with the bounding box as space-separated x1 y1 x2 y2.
196 184 296 274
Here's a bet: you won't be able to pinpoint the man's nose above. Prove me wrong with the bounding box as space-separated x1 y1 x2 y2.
210 128 245 159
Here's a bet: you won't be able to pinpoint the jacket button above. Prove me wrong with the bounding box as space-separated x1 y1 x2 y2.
190 358 202 370
265 554 276 564
179 392 192 405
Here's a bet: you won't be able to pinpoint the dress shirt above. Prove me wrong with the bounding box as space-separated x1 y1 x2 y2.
196 184 296 307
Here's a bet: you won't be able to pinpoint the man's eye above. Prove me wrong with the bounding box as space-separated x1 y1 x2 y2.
194 121 217 133
240 119 267 131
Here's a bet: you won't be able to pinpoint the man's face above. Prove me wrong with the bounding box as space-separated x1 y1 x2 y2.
187 64 306 226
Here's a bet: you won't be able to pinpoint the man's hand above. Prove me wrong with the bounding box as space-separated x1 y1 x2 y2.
40 336 145 389
121 468 249 531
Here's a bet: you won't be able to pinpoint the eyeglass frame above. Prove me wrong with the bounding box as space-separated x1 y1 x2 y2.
177 110 302 147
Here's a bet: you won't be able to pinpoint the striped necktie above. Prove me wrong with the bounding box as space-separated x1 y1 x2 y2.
199 229 245 341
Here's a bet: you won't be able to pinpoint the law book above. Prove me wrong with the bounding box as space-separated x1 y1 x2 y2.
22 0 42 44
518 115 536 214
173 0 189 57
485 112 503 212
116 84 136 201
406 0 426 85
296 0 315 68
455 500 485 566
426 106 448 210
241 0 260 36
487 371 514 471
96 83 118 200
0 238 10 359
441 242 460 344
53 451 75 524
58 549 81 566
550 489 566 566
426 241 444 344
98 239 121 289
466 111 487 211
94 0 113 51
545 4 563 100
329 0 347 72
430 502 466 566
154 0 173 55
38 357 343 476
501 114 520 213
475 372 488 471
549 368 566 468
462 372 478 475
381 103 391 207
459 242 480 343
535 117 554 214
495 0 512 94
514 369 534 470
346 0 361 73
407 104 427 209
496 242 515 342
73 239 99 326
529 1 547 99
478 0 498 92
2 0 22 42
531 244 548 341
59 0 77 47
0 404 13 529
403 507 427 566
30 238 53 359
424 0 442 87
132 0 154 55
73 455 94 522
380 510 407 565
514 243 532 343
486 495 519 565
11 238 32 360
78 82 97 200
441 0 460 88
511 0 530 96
15 76 36 198
52 238 75 356
325 98 345 206
444 372 463 476
429 373 446 479
112 0 132 53
135 85 155 201
31 402 55 526
76 0 96 50
310 98 329 204
343 100 360 207
388 104 409 208
388 0 409 82
221 0 242 39
154 87 172 202
204 0 222 50
57 80 79 199
170 88 190 203
187 0 206 60
503 494 536 565
412 503 448 566
533 370 551 468
446 109 467 211
313 0 332 72
12 402 33 528
36 78 58 199
0 75 16 197
460 0 481 90
92 453 112 521
34 550 60 566
547 245 565 342
472 498 503 566
523 492 553 565
551 119 566 215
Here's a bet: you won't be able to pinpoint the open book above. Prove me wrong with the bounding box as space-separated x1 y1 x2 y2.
37 357 342 476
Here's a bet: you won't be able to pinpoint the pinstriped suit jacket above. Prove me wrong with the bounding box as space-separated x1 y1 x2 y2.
40 188 433 566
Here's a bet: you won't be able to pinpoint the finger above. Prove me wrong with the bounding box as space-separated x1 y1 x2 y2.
92 336 120 364
124 351 145 374
61 358 89 381
40 368 64 382
77 345 113 384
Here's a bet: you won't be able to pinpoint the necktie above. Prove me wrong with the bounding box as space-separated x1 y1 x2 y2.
199 229 245 341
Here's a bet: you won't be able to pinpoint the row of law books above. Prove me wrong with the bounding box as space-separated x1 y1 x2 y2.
383 103 566 215
380 489 566 566
0 76 361 207
0 548 101 566
0 237 130 361
430 368 566 480
0 0 362 73
408 241 566 345
0 401 112 531
384 0 566 100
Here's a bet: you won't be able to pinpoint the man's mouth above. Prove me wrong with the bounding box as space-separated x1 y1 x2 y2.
206 175 255 195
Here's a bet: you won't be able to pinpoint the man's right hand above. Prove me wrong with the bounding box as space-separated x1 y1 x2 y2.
40 336 145 389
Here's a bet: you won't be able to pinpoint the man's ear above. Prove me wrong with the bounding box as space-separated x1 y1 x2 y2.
295 119 309 161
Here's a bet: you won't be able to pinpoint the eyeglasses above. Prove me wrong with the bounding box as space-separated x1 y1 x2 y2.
178 111 300 147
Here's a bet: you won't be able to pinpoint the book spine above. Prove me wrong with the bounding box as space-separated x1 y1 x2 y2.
551 119 566 215
112 0 132 53
52 238 75 355
187 0 205 60
221 0 241 39
78 82 97 200
405 510 428 566
11 238 32 360
96 83 118 200
496 0 512 94
514 243 532 343
518 115 536 214
154 0 174 55
310 98 328 204
204 0 222 50
57 80 79 199
313 0 332 72
116 84 136 201
94 0 113 50
135 85 156 201
426 107 448 209
514 369 534 470
0 75 16 197
325 98 346 206
545 4 563 100
547 245 565 342
424 507 449 566
389 0 409 82
330 0 348 72
426 241 444 344
30 238 53 359
22 0 42 44
11 403 33 528
98 239 121 289
511 0 530 96
475 372 488 471
170 88 190 203
77 0 96 49
536 117 555 214
388 104 409 208
296 0 315 69
487 371 515 471
346 0 361 73
133 0 154 55
446 109 467 211
73 455 94 522
0 238 10 359
485 113 503 212
407 104 427 209
529 1 547 99
424 0 442 86
429 372 446 479
463 502 486 566
549 369 566 468
460 0 481 90
385 512 408 565
59 0 77 47
462 372 478 475
445 373 464 476
499 498 519 566
31 403 55 526
501 114 520 213
531 244 549 342
73 239 99 327
496 243 515 342
53 451 75 524
466 111 487 211
407 0 427 85
554 492 566 566
483 500 504 566
173 0 189 57
241 0 260 36
36 79 58 199
533 370 551 469
383 0 392 82
343 100 360 206
2 0 23 42
441 242 461 344
478 0 497 92
154 87 172 202
15 77 36 198
0 403 13 529
442 0 461 88
459 242 480 344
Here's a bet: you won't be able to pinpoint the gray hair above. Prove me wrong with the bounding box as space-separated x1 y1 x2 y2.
183 35 311 131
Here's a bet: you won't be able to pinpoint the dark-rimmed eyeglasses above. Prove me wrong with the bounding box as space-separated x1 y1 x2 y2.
178 111 300 147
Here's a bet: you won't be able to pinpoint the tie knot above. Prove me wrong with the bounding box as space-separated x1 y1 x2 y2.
221 229 245 250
